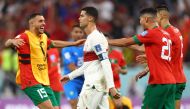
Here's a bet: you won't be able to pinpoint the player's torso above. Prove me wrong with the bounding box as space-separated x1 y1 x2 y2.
83 30 109 91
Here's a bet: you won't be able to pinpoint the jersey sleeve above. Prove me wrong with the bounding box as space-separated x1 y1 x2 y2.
133 30 155 44
15 33 29 51
61 47 75 65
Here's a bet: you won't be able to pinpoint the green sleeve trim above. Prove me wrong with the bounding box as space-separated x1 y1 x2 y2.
132 35 142 45
49 42 55 48
164 24 171 29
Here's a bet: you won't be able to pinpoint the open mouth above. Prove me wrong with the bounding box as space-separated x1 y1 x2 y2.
40 26 44 30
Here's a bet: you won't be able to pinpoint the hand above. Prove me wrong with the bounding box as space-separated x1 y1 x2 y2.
60 75 70 84
135 70 148 81
136 54 147 64
74 39 86 46
12 39 25 48
109 87 121 99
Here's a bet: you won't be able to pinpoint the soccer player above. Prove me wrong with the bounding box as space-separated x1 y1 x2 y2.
156 6 186 109
46 32 63 109
61 7 120 109
61 24 85 109
5 13 85 109
108 8 176 109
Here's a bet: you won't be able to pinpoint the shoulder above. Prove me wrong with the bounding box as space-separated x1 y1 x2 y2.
15 32 28 39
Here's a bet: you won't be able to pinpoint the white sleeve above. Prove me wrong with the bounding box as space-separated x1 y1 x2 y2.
68 63 88 80
101 57 115 89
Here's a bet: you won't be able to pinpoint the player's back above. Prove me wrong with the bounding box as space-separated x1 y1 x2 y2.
61 46 84 83
137 27 176 84
165 25 186 83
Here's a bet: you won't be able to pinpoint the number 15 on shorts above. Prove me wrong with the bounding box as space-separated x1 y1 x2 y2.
37 88 48 99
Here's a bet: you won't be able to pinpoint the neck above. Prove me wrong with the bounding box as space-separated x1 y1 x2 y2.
147 22 159 29
84 23 96 35
160 18 170 29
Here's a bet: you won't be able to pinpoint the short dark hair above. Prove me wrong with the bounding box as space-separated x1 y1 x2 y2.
81 7 98 22
27 13 43 22
156 5 169 12
140 8 157 17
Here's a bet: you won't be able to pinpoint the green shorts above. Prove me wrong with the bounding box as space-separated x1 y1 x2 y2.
142 84 176 109
175 83 186 100
23 84 58 106
53 91 62 106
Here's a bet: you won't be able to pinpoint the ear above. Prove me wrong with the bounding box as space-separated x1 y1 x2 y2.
144 17 149 23
88 16 94 22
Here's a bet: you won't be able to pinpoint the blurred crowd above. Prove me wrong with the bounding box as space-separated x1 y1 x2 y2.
0 0 190 98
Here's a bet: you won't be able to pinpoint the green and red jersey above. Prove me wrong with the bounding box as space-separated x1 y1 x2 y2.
16 30 52 89
165 25 186 83
109 49 126 88
47 48 63 92
133 27 176 84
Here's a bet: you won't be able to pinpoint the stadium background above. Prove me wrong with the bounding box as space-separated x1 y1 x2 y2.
0 0 189 109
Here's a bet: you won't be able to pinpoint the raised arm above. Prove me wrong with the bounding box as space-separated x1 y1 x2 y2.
52 39 85 48
108 37 136 47
129 45 145 52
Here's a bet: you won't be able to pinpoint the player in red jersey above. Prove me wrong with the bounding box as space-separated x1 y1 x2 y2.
5 13 85 109
108 8 176 109
136 5 187 109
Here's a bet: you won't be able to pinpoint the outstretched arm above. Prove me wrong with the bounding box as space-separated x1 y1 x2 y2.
108 37 136 47
52 39 85 48
129 45 145 52
5 39 25 48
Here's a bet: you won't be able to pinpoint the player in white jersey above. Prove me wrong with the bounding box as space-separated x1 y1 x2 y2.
61 7 120 109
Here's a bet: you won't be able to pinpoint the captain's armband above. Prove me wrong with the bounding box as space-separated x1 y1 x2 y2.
98 52 108 61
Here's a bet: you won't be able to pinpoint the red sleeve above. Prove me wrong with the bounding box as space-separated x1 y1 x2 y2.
15 33 29 51
136 30 156 44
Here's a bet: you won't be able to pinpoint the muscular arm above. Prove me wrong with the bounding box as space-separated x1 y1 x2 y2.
108 37 136 47
129 45 145 52
52 39 85 48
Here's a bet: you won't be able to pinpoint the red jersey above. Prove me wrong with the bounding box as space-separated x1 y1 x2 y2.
134 27 176 84
47 48 63 91
165 25 186 83
16 31 52 89
109 49 126 88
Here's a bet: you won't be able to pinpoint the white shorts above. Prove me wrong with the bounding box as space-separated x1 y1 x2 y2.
77 86 109 109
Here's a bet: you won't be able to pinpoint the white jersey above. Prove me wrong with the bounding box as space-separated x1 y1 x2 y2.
82 29 109 92
69 29 114 92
